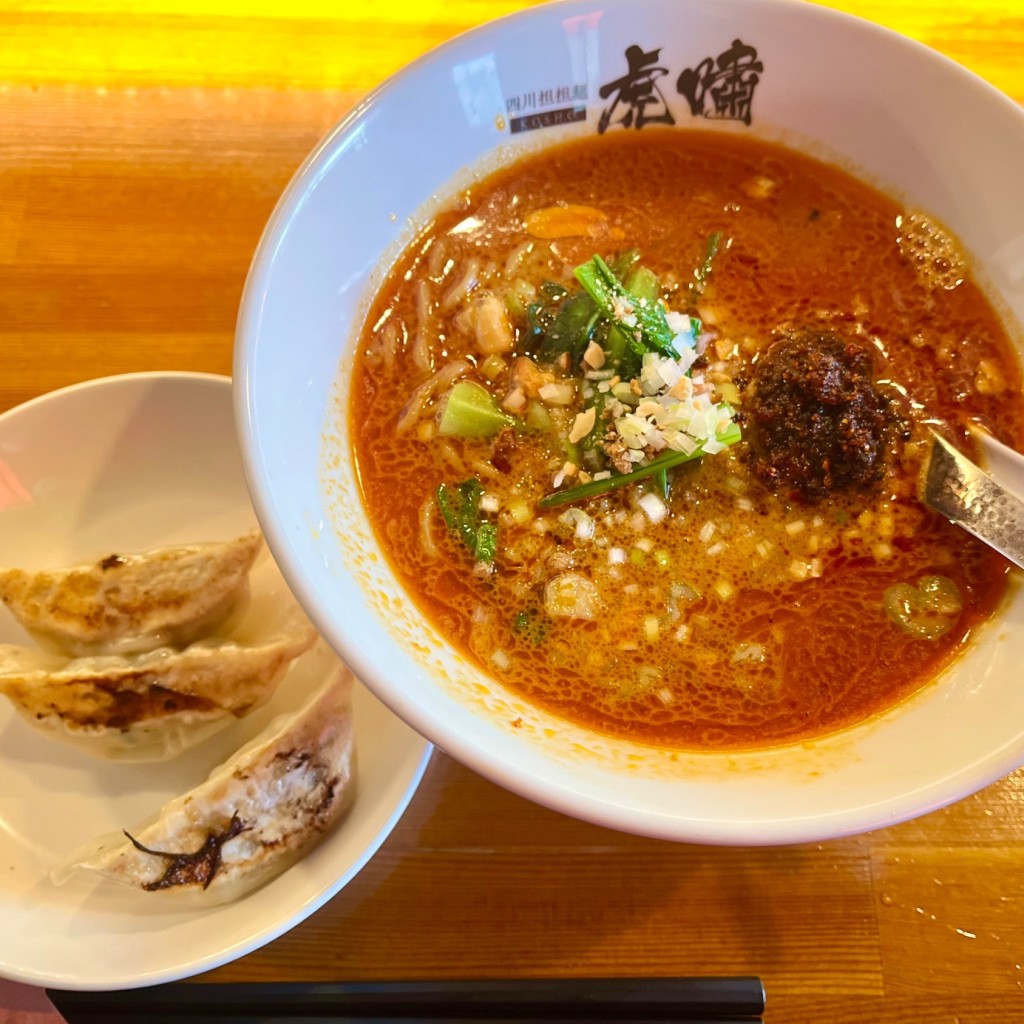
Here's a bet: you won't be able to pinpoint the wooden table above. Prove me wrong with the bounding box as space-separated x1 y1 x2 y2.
4 2 1024 1021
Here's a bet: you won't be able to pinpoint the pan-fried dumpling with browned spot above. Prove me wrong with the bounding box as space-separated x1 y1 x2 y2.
0 591 318 761
51 669 356 905
0 530 263 657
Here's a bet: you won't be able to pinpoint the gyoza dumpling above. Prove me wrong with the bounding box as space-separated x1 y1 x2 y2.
0 530 263 657
0 592 317 761
52 670 356 905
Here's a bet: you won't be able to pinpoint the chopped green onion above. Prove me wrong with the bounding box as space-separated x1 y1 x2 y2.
525 399 554 433
581 390 609 450
688 231 724 305
478 354 507 382
512 608 548 644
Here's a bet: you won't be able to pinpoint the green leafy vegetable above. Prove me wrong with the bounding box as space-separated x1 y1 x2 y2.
610 248 643 279
438 380 515 438
574 254 678 360
534 291 601 363
538 419 741 509
624 264 659 301
436 479 498 563
527 250 646 370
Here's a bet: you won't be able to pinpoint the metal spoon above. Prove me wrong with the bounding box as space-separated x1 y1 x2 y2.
920 427 1024 570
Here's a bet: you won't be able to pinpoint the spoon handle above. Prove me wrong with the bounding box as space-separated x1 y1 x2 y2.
970 425 1024 501
922 432 1024 570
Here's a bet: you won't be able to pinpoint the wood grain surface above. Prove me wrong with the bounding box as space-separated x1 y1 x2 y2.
3 2 1024 1021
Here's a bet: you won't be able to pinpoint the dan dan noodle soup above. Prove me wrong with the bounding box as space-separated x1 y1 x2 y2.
351 130 1024 749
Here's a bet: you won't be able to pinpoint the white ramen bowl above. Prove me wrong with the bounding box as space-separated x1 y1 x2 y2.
236 0 1024 845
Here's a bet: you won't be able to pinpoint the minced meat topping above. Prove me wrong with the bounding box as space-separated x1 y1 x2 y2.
747 332 894 502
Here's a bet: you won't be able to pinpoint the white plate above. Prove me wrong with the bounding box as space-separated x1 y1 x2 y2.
0 372 432 990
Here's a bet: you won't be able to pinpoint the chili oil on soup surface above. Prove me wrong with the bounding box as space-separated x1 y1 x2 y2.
349 130 1024 751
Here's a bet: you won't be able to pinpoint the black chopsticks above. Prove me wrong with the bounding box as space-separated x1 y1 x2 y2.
48 977 765 1022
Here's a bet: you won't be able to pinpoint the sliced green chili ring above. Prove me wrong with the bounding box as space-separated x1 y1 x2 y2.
883 575 962 640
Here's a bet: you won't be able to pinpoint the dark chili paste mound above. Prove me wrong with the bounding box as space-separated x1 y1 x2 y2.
748 332 892 501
